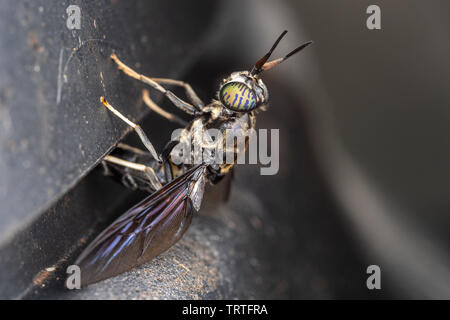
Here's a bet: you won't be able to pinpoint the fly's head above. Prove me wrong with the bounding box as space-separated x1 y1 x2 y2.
218 30 312 114
218 71 268 112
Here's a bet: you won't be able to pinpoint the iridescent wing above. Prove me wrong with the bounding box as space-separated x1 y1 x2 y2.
75 165 206 286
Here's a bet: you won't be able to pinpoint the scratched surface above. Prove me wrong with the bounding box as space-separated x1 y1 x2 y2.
0 1 217 247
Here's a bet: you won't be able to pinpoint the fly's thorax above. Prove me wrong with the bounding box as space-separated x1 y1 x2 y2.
170 111 255 169
204 111 256 152
204 112 256 172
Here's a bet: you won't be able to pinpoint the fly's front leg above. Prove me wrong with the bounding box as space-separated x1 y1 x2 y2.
110 53 203 116
100 97 161 162
149 78 204 109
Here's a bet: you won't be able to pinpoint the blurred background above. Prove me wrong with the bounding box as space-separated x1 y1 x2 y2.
0 0 449 299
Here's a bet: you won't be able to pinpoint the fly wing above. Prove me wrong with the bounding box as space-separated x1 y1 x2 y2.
75 165 206 286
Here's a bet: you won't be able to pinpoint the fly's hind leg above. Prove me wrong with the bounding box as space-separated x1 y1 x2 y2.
103 154 163 191
110 53 203 114
103 143 179 193
100 97 161 162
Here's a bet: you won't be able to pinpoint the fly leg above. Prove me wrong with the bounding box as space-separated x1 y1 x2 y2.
103 143 183 193
116 142 151 156
100 97 161 162
146 78 204 109
103 154 164 191
141 89 188 126
110 53 203 115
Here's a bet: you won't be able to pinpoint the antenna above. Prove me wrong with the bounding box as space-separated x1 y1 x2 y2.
261 41 313 72
250 30 288 75
250 30 313 75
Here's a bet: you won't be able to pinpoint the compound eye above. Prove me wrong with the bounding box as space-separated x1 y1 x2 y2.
220 82 257 111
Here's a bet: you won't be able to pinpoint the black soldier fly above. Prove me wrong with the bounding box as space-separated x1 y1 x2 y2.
74 30 312 286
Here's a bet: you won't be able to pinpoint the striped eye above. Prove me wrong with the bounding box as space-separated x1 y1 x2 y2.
220 82 257 112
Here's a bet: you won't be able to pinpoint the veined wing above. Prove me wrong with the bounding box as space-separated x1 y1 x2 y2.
75 164 206 286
